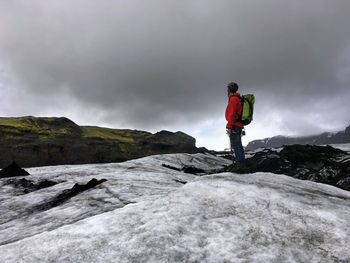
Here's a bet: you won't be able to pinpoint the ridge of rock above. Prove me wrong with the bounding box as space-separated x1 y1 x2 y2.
221 144 350 190
246 124 350 151
0 116 200 167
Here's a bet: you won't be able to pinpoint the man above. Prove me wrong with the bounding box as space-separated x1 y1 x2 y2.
225 82 245 165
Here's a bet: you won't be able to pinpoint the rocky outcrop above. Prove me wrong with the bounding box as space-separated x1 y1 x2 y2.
4 178 57 194
0 162 30 178
221 144 350 191
246 125 350 151
31 178 108 212
0 116 200 168
161 163 206 175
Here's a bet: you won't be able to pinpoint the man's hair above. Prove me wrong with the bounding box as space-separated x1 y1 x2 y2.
227 82 239 93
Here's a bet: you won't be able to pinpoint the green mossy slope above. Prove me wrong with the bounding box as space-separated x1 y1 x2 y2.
0 116 199 168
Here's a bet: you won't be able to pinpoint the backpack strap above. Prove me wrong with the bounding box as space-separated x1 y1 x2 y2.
232 95 244 123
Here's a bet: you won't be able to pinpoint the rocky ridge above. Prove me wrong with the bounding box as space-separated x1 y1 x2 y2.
0 116 201 168
219 144 350 191
246 124 350 151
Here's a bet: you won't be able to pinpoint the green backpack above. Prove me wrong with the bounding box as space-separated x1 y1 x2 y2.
234 94 255 125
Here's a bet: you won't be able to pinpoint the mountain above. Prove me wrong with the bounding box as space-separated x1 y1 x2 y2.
0 152 349 262
0 116 201 168
246 124 350 151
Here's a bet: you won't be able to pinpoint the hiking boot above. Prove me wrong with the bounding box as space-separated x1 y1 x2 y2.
227 162 246 173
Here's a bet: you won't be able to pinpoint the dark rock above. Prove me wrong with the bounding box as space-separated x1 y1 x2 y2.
5 178 57 193
162 163 206 175
345 125 350 135
162 164 182 171
173 179 187 184
32 178 107 212
220 145 350 191
0 162 30 178
182 166 206 175
37 180 58 189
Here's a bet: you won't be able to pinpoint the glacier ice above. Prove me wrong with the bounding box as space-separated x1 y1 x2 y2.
0 153 349 263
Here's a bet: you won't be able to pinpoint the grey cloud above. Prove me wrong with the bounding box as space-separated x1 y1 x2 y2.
0 0 349 134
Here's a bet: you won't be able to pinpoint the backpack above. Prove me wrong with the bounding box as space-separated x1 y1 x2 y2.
234 94 255 125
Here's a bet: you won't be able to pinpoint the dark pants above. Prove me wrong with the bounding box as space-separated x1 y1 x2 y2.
229 126 245 163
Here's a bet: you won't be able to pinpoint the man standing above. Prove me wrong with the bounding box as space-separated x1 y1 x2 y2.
225 82 245 165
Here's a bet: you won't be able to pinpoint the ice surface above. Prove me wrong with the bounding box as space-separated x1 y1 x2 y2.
330 143 350 152
0 153 229 246
0 153 350 263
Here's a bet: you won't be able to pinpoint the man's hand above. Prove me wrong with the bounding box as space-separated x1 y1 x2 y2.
226 128 231 134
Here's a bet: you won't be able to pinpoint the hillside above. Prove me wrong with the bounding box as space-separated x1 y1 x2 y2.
246 125 350 151
0 116 200 168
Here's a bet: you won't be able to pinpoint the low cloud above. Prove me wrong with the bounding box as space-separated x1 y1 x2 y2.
1 0 349 149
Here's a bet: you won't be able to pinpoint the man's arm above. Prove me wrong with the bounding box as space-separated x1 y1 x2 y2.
225 99 235 130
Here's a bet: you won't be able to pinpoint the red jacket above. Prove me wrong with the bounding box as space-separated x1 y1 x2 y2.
225 93 243 128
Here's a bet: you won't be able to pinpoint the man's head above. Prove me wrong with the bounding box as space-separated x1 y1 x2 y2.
227 82 239 95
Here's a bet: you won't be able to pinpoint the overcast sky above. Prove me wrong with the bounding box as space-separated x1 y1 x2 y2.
1 0 350 150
